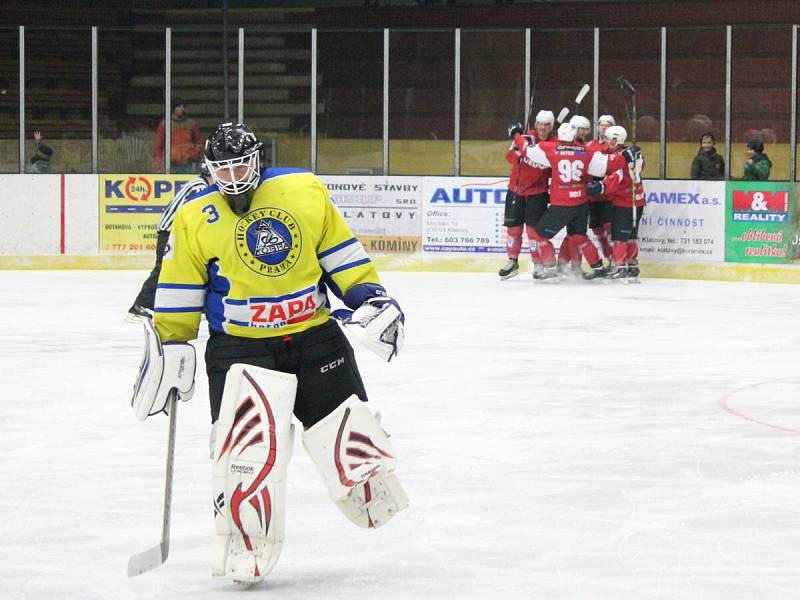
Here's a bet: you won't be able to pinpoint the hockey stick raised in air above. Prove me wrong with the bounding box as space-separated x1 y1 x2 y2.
555 83 591 126
616 75 639 228
127 390 178 577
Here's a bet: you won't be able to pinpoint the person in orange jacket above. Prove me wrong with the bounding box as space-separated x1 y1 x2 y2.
152 98 203 173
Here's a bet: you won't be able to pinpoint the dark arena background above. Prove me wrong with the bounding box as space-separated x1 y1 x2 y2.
2 2 800 599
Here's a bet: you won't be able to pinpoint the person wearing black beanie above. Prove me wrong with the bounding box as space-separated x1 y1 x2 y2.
743 138 771 181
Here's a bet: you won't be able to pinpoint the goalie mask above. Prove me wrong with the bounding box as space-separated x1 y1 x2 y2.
204 122 264 215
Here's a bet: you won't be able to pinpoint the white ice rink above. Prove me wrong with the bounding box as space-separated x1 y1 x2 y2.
2 270 800 599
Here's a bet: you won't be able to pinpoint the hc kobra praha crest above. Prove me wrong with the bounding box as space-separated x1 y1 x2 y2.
235 207 302 276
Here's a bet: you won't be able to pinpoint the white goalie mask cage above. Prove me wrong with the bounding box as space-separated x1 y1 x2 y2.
205 150 261 197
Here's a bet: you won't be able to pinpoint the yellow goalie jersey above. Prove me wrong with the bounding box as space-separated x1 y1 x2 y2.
154 168 380 342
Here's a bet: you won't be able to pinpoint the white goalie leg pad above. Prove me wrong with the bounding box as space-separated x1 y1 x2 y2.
212 364 297 583
302 395 408 528
131 317 195 421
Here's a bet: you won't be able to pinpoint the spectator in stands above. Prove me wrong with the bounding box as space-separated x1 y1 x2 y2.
152 98 202 173
29 130 53 174
691 132 724 180
742 139 771 181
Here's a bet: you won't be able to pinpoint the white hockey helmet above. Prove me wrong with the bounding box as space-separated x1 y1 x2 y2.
598 114 616 126
605 125 628 146
535 110 555 125
569 115 591 130
557 122 577 143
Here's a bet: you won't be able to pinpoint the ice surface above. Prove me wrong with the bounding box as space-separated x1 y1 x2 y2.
1 270 799 599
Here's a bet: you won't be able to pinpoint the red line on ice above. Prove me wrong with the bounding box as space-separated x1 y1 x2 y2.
718 377 800 434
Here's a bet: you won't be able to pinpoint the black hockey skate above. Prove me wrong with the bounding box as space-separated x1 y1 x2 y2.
533 266 558 281
626 260 641 283
498 258 520 280
582 263 607 281
608 265 629 280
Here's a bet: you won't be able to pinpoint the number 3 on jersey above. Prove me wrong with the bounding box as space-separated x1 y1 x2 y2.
557 159 584 183
202 204 220 224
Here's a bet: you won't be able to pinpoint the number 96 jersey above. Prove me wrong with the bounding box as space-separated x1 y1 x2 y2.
523 140 615 207
154 168 380 343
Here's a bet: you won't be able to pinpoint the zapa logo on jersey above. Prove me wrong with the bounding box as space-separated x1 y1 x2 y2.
235 207 302 276
732 190 789 223
429 181 507 205
104 177 194 202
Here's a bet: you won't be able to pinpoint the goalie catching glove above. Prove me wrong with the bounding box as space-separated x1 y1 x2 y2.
131 317 196 421
331 283 404 362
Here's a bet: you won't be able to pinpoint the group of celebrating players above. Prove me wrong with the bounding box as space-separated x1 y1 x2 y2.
498 110 646 282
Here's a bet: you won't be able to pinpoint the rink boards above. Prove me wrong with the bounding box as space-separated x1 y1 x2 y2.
2 174 800 282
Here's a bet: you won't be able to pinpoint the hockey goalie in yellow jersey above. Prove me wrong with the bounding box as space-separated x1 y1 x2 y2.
130 122 408 584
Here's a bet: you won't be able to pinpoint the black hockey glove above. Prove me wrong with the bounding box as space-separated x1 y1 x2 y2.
508 122 524 139
622 145 641 164
587 180 605 196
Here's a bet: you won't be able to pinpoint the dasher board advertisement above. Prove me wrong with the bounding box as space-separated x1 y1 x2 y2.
321 176 421 254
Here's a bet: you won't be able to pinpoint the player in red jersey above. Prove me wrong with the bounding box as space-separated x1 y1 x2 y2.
556 115 593 275
587 125 645 281
585 115 616 266
514 122 637 281
498 110 556 280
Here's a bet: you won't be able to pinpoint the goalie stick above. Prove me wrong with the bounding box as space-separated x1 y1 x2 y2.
127 390 178 577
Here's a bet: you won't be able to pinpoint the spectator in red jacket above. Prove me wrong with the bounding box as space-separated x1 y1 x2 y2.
152 98 203 173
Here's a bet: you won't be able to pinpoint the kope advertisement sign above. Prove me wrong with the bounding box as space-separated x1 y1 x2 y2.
98 174 197 253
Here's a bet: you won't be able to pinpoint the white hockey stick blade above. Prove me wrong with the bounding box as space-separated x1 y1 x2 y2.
127 542 167 577
556 107 569 124
575 83 590 104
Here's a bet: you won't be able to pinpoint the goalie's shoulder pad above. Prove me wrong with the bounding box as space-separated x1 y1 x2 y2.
131 318 196 421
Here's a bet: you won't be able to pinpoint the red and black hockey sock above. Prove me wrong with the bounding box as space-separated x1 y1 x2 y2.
506 225 523 260
572 234 601 267
525 225 541 263
557 236 573 265
593 225 613 260
528 229 555 266
626 240 639 263
612 241 627 266
538 241 556 266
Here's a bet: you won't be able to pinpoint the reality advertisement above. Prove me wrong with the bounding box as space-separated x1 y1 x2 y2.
98 175 197 253
320 176 422 254
724 181 796 264
637 180 725 263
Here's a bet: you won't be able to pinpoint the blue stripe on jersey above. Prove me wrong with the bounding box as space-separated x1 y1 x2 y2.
157 283 207 290
229 319 250 327
318 237 357 259
206 261 231 333
223 285 317 305
258 167 309 183
186 184 219 202
154 306 204 313
321 272 343 301
326 257 371 276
